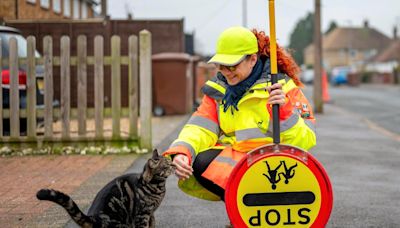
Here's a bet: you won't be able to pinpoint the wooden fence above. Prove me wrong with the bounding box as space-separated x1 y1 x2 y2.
7 19 185 108
0 30 152 151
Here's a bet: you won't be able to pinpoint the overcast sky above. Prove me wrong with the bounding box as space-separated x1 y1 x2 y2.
107 0 400 55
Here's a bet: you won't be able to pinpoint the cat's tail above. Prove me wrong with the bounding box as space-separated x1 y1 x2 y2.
36 188 94 227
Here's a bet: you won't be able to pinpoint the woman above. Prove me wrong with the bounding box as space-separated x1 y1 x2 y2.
163 26 316 201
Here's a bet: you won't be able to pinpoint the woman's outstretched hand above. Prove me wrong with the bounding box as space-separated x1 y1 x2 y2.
172 154 193 180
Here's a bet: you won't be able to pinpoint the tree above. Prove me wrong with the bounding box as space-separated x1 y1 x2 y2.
325 21 338 35
288 12 314 65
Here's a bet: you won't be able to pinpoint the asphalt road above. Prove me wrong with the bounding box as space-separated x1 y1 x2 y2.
327 84 400 136
126 84 400 228
302 84 400 228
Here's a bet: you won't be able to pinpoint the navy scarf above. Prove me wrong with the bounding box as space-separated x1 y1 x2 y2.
221 59 263 113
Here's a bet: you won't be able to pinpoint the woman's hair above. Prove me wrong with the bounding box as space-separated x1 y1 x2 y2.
252 29 303 87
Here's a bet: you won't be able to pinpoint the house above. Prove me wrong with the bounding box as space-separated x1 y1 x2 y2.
364 37 400 84
0 0 98 21
304 21 392 71
366 38 400 73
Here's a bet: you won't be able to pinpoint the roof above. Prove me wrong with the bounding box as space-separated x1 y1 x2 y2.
373 40 400 62
305 26 391 52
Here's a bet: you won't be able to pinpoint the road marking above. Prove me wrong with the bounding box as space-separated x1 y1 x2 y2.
329 104 400 142
363 118 400 142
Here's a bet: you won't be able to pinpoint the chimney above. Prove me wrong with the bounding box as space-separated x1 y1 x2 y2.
127 13 133 20
394 26 398 40
363 20 369 28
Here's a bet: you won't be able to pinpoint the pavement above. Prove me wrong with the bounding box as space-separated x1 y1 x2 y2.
0 114 189 228
1 85 400 227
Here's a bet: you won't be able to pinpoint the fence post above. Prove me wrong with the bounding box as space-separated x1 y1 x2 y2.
27 36 37 139
77 35 87 136
61 36 71 139
139 30 152 150
9 37 20 139
94 35 104 139
111 35 121 139
128 35 138 139
43 36 53 139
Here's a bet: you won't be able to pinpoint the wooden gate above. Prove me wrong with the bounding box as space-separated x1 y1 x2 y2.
0 30 152 154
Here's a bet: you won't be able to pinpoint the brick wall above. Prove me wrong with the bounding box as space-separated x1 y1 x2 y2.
0 0 95 21
0 0 16 20
18 0 65 20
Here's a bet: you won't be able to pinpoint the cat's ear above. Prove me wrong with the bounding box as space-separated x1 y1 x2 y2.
152 149 159 159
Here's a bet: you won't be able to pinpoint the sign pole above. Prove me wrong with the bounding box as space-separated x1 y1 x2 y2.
268 0 280 144
313 0 324 113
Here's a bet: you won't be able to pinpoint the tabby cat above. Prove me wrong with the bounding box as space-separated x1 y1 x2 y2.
36 149 175 228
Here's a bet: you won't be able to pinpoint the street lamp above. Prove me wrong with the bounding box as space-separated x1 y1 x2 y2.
242 0 247 27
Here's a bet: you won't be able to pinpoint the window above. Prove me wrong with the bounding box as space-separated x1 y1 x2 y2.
64 0 71 17
350 49 357 57
73 0 80 19
53 0 61 13
40 0 49 8
81 2 88 19
339 49 346 58
364 49 377 59
26 0 36 4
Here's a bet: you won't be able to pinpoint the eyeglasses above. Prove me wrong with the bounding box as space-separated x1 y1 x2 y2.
217 55 250 72
218 63 239 72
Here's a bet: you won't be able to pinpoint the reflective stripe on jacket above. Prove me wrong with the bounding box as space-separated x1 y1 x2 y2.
163 71 316 201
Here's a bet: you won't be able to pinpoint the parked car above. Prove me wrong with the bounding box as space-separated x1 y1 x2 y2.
330 66 353 86
1 26 57 136
300 68 314 84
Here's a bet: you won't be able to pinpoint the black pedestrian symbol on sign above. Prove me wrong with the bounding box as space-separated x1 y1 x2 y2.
262 161 282 190
280 161 298 184
263 161 298 190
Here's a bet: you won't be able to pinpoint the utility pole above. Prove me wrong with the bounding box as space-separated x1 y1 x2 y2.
313 0 323 113
242 0 247 27
101 0 108 18
396 24 400 85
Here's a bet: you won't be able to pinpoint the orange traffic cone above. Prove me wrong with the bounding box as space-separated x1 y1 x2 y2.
322 70 331 103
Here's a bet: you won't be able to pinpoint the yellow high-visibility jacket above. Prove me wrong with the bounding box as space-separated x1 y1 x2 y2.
163 71 316 200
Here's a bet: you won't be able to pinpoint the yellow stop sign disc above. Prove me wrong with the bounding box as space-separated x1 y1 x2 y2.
225 144 333 227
